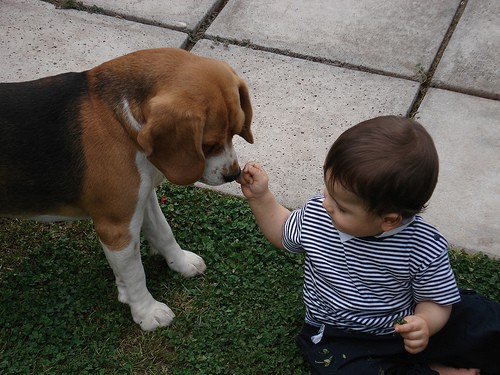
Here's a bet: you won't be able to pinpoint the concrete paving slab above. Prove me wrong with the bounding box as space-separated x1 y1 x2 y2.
193 40 420 209
206 0 460 78
0 0 187 81
417 88 500 258
82 0 218 31
433 0 500 99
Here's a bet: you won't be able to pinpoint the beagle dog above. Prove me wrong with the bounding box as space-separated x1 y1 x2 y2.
0 48 253 331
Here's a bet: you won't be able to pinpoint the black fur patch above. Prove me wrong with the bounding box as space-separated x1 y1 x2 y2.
0 72 88 215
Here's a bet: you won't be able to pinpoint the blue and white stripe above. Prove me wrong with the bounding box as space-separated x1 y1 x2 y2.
283 194 461 335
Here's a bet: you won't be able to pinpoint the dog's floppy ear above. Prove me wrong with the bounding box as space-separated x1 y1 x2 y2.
238 80 254 144
137 95 205 185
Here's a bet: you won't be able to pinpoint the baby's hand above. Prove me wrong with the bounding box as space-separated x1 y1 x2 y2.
394 315 430 354
237 162 270 200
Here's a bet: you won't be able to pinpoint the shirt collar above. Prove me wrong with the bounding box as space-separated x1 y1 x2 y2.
337 216 415 243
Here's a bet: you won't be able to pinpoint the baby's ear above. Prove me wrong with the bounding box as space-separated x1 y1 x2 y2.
381 213 402 231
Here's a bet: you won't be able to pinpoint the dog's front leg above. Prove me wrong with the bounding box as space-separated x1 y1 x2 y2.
142 189 207 276
101 240 175 331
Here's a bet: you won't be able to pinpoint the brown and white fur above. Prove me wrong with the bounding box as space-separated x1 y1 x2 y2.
0 48 253 331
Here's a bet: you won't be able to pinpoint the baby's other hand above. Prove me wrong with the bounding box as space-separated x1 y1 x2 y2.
237 162 270 200
394 315 430 354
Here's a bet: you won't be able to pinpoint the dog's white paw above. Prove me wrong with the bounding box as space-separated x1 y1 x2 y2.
133 300 175 331
168 250 207 277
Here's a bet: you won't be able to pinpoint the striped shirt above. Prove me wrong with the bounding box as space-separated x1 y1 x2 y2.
283 194 461 335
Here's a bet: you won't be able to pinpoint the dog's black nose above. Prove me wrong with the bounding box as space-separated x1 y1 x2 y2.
223 167 241 183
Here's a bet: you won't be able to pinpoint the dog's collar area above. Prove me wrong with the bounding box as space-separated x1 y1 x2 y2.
121 98 143 131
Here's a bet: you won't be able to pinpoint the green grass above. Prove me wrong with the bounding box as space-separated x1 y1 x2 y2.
0 183 498 374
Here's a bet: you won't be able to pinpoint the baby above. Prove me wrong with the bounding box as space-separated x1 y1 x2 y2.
238 116 499 374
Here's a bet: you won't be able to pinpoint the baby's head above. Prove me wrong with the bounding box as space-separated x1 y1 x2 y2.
324 116 439 219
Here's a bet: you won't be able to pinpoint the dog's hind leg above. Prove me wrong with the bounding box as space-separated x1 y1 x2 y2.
142 189 207 277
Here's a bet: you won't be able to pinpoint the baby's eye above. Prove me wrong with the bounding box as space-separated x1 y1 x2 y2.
337 206 347 213
334 202 348 213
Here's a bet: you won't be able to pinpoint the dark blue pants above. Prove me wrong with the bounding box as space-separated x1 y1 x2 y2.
296 290 500 375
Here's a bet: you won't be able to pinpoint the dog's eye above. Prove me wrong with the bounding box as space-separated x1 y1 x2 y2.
202 144 221 155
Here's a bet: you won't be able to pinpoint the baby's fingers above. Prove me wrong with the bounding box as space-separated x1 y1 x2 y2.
404 338 427 354
394 319 411 334
242 162 256 175
237 169 253 185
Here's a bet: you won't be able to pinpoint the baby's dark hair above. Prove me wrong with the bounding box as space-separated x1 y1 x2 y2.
324 116 439 219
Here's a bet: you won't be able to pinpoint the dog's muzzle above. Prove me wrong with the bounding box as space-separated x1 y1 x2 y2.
223 167 241 183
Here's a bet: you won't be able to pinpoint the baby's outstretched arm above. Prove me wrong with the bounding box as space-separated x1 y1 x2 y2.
238 162 291 248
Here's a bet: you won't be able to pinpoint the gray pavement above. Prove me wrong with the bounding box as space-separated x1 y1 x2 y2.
1 0 498 258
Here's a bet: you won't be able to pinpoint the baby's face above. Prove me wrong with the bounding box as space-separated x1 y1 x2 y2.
322 178 384 238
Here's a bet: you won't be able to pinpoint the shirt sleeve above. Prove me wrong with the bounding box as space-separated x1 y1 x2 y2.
411 229 461 306
282 206 306 253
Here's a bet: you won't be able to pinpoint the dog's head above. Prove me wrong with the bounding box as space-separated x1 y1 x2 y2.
134 50 253 186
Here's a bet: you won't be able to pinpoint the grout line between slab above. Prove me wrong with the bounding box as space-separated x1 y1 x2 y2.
49 1 190 34
430 83 500 102
183 0 229 50
200 34 420 83
407 0 470 118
